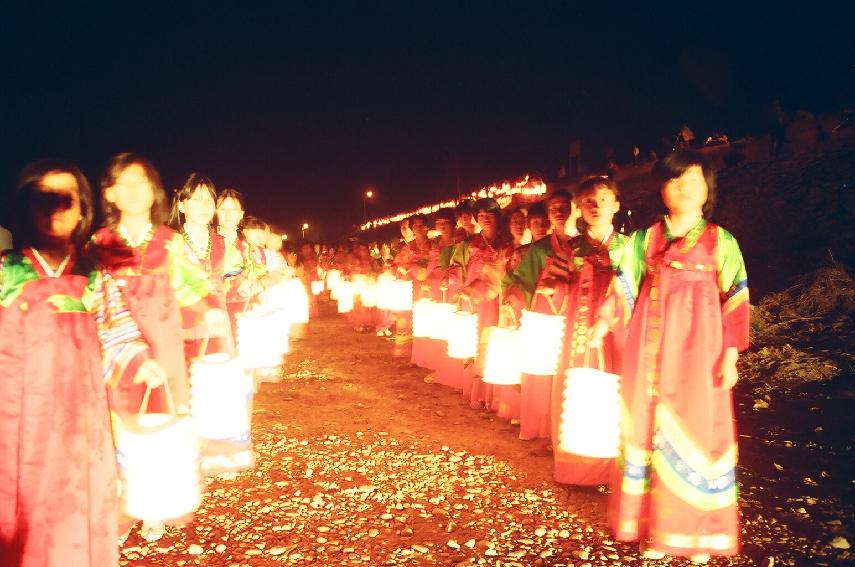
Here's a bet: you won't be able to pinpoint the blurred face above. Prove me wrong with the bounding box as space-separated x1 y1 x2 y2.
243 227 269 247
434 218 453 240
509 211 526 239
458 211 473 226
179 185 216 226
547 197 574 234
400 219 410 238
105 163 155 219
476 210 497 235
216 196 244 231
661 165 708 216
578 186 620 228
528 215 548 240
266 233 282 251
411 218 428 239
30 171 81 243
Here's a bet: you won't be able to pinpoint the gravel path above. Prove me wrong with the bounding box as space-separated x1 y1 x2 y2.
120 301 853 566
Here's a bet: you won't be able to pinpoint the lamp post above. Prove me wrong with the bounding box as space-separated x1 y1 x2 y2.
301 223 309 239
362 189 374 223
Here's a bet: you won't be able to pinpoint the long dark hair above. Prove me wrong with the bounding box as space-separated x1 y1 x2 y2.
14 158 95 249
652 150 717 218
100 152 169 228
215 188 246 229
169 172 216 229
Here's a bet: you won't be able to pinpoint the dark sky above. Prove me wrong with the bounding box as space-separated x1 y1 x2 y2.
2 3 853 240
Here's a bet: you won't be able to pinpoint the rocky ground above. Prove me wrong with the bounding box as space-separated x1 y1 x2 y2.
120 297 853 567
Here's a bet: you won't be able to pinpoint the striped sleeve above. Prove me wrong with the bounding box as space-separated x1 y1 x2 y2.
83 271 151 387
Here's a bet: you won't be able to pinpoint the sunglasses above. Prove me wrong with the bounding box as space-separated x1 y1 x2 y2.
31 191 76 212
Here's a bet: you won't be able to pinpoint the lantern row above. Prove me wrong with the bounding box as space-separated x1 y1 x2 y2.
359 174 547 231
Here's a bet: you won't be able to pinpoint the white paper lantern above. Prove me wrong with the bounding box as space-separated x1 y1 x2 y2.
311 280 324 295
327 269 342 299
482 326 523 385
337 281 354 313
284 278 310 324
190 353 253 442
262 279 309 325
389 279 414 311
558 367 621 458
118 409 201 522
447 310 478 359
412 298 434 338
351 274 368 297
375 273 397 310
237 309 287 369
519 309 565 375
428 302 456 340
361 278 379 307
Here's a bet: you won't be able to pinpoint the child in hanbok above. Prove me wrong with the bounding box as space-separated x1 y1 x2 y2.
0 160 164 567
215 189 263 329
90 153 228 416
451 199 509 410
89 153 229 540
551 177 626 485
503 190 580 443
170 173 232 359
591 151 749 564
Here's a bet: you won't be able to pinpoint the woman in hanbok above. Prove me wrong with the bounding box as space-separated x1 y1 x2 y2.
90 154 228 417
503 190 580 443
0 159 164 567
591 151 749 564
489 206 527 420
550 177 626 486
451 198 509 410
89 153 229 540
426 209 466 388
216 189 260 330
170 173 232 359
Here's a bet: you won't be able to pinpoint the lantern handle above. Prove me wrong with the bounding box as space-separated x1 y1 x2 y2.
138 380 176 418
456 293 474 313
583 345 606 371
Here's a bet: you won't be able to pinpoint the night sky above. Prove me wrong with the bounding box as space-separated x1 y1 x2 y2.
2 3 853 241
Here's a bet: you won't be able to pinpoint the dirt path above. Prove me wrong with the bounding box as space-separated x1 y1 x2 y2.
121 301 852 566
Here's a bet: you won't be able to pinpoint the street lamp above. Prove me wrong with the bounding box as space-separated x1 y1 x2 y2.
301 223 309 239
281 233 288 241
362 189 375 223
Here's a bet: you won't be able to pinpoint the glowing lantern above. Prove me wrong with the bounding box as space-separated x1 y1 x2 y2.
558 367 621 458
263 279 309 325
482 327 523 385
337 281 354 313
361 278 379 307
351 274 368 297
428 302 456 340
190 353 253 443
311 280 324 296
119 387 201 522
519 309 565 375
327 269 342 299
447 309 478 359
375 273 396 310
411 298 434 338
237 309 287 369
283 278 310 324
387 279 413 311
